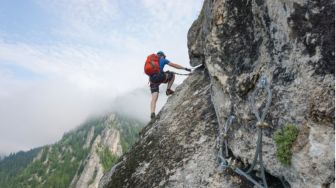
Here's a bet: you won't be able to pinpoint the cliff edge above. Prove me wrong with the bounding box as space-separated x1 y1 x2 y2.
100 0 334 187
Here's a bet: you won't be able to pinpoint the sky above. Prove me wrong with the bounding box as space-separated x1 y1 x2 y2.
0 0 203 155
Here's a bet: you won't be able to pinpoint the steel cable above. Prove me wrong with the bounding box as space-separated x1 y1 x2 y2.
216 75 272 188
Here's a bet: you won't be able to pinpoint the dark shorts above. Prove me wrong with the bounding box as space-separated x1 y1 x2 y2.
149 71 174 93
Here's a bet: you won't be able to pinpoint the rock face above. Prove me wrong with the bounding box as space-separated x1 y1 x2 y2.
71 115 123 188
100 0 334 187
188 0 334 187
100 69 255 188
71 127 122 188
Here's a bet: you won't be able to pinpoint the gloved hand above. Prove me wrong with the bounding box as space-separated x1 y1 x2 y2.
184 68 191 72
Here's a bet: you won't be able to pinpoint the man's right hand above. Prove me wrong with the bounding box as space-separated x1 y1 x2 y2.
184 68 191 72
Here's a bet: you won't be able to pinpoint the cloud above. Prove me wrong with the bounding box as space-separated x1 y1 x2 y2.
0 0 203 154
0 79 111 153
0 41 147 91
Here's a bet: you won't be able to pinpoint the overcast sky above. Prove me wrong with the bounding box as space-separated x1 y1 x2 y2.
0 0 203 155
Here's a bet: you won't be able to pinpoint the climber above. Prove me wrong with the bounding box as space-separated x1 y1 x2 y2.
144 51 191 119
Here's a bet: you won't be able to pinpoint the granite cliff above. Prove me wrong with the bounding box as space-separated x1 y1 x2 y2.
100 0 334 187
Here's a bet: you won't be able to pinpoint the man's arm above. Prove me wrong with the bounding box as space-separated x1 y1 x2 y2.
168 62 190 71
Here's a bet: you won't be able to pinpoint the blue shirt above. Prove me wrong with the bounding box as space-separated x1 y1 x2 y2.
159 57 170 73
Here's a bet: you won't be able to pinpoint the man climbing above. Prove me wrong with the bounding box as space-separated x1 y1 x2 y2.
145 51 191 119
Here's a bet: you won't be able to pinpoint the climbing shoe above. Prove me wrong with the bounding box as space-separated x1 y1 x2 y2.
150 112 155 119
166 89 175 96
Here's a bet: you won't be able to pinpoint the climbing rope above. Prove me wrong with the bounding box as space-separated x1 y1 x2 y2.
216 75 272 188
170 72 192 76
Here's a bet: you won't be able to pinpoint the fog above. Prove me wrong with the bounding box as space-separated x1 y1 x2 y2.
109 85 171 122
0 0 202 155
0 79 174 155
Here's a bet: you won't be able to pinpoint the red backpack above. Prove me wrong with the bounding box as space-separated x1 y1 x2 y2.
144 54 160 76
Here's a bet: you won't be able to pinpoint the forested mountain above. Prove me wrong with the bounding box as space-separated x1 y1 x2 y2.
0 113 144 188
0 148 42 186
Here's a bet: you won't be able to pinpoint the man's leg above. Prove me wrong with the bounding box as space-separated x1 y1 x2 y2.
167 73 175 90
150 92 159 118
149 75 161 119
